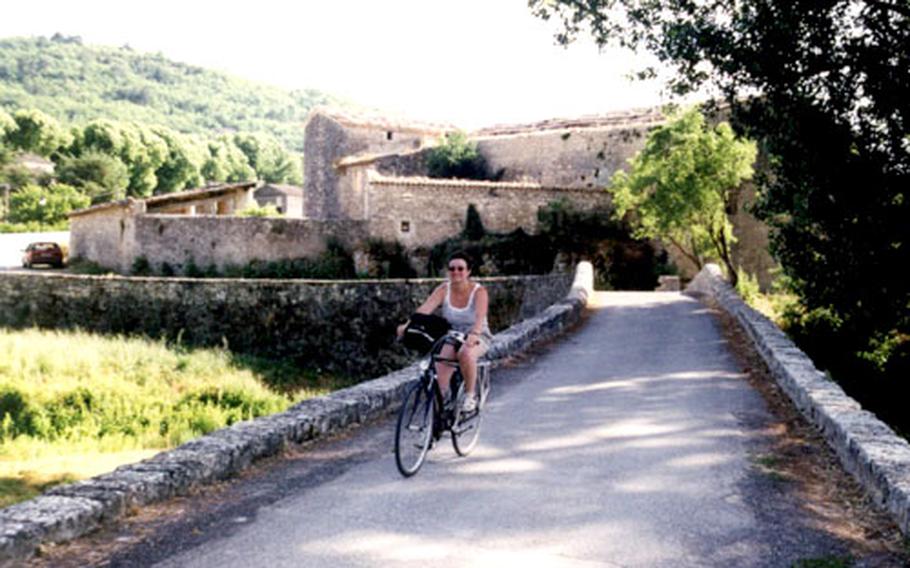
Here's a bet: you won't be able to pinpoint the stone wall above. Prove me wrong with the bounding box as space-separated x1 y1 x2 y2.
363 173 609 250
473 123 655 188
687 264 910 536
0 263 594 566
68 200 142 273
130 215 368 272
0 271 573 378
303 112 444 220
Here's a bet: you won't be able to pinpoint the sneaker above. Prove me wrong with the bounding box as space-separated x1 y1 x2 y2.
461 393 477 413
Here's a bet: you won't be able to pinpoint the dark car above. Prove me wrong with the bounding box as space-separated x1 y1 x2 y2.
22 242 65 269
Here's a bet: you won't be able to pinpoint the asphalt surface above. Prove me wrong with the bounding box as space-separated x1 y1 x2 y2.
67 291 864 568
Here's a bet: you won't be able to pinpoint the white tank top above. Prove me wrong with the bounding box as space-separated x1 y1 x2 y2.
442 282 491 338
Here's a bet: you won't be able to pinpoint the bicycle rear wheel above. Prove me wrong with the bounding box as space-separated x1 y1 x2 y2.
395 381 434 477
452 383 483 456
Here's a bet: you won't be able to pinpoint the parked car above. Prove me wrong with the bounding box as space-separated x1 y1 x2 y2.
22 242 65 269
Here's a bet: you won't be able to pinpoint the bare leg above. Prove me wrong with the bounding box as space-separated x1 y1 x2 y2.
458 345 478 397
435 344 457 395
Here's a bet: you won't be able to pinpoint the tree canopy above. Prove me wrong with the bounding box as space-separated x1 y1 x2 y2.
530 0 910 424
609 108 756 285
0 35 351 153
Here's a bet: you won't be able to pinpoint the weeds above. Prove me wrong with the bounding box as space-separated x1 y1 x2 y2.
0 328 348 505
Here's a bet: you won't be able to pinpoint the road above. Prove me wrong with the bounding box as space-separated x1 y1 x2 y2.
85 291 865 568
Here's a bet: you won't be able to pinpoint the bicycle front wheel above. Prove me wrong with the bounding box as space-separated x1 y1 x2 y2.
395 381 434 477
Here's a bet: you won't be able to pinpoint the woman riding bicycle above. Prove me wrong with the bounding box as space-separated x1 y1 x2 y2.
397 251 492 412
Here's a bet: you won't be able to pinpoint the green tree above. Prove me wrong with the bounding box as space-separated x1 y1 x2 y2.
0 108 14 168
609 108 756 285
0 36 347 154
201 136 254 182
5 109 69 156
427 131 489 180
8 183 89 225
234 133 303 184
152 127 205 193
56 151 130 203
530 0 910 425
75 120 167 198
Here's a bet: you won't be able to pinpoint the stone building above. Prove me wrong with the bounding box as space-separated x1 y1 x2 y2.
69 182 258 272
69 105 776 286
304 107 661 246
253 184 304 217
304 106 775 287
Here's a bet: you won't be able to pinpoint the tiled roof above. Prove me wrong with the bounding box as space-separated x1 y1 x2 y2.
309 106 457 134
368 173 587 193
69 182 256 218
471 106 666 137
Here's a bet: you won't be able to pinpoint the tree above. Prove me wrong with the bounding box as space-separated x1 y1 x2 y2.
201 136 254 183
75 120 167 198
152 127 205 193
0 108 14 168
530 0 910 420
609 108 756 285
234 133 303 184
8 183 89 225
56 151 130 203
427 132 489 180
5 109 69 156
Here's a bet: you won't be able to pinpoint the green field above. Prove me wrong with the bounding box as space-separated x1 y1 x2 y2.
0 328 352 507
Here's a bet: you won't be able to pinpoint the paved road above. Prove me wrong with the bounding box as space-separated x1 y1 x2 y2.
133 291 857 568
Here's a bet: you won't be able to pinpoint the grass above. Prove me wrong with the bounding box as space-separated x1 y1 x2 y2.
0 328 353 507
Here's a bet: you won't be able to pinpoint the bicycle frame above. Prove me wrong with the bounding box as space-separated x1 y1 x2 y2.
395 330 489 476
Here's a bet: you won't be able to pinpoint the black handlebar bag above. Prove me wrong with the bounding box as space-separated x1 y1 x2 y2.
402 313 451 353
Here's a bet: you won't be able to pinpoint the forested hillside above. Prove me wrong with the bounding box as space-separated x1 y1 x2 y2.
0 35 346 153
0 35 360 230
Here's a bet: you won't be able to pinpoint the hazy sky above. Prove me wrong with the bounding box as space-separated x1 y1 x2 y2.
0 0 674 129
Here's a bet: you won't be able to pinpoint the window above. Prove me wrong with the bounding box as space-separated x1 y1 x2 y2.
400 220 410 233
387 131 393 140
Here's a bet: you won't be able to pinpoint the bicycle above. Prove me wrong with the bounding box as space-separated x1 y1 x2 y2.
394 330 492 477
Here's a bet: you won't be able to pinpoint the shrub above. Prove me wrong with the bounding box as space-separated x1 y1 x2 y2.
426 132 490 180
8 183 90 225
131 256 152 276
364 239 416 278
237 203 281 217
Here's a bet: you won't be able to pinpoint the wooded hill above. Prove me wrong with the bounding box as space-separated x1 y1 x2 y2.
0 35 349 153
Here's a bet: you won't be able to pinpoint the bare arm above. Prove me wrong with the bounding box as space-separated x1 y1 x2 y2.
415 284 446 315
468 286 489 345
397 284 446 337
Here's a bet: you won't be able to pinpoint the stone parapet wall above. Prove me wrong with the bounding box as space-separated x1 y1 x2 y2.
0 263 594 566
131 215 368 273
686 264 910 536
0 271 573 378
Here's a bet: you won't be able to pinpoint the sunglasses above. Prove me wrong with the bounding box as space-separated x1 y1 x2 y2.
447 265 467 272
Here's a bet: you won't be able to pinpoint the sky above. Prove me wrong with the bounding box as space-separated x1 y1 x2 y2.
0 0 675 129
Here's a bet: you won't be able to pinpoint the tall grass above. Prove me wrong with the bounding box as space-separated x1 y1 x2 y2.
0 328 351 506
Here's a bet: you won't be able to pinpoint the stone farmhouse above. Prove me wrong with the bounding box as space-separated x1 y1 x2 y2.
70 105 774 283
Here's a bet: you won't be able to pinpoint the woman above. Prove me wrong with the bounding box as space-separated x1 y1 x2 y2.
397 251 492 412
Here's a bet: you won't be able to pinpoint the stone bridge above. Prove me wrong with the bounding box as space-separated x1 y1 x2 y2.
1 265 909 566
